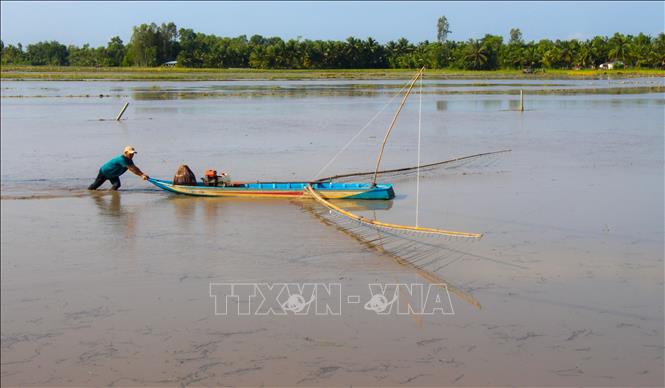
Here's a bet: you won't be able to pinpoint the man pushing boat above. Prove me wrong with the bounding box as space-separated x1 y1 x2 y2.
88 146 149 190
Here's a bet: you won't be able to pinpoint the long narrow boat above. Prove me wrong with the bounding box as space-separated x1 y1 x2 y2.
148 178 395 200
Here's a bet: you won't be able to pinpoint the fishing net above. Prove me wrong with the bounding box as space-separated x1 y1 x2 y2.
300 69 509 309
316 149 510 183
297 197 483 309
301 185 484 308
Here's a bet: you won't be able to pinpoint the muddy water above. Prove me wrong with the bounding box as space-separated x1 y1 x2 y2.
1 79 663 386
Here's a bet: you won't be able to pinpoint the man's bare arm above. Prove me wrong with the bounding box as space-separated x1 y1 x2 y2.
128 165 149 180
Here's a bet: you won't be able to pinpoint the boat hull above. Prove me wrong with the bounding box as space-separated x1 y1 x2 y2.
148 179 395 200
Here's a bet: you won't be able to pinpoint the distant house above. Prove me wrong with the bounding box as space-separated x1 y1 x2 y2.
162 60 177 67
599 61 624 70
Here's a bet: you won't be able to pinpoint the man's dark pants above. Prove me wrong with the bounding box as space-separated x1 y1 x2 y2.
88 170 121 190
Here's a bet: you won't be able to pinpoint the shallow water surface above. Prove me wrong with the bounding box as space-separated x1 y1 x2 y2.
1 79 663 386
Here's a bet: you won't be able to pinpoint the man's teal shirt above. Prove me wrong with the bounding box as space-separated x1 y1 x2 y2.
100 155 133 178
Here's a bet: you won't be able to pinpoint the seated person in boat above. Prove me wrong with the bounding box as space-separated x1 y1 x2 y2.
88 146 149 190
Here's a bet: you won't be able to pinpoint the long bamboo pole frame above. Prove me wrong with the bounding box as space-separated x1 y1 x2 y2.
371 66 426 186
316 149 511 182
305 185 482 239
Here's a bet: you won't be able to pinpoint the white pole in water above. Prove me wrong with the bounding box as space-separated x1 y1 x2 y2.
416 73 423 227
116 102 130 121
520 90 524 112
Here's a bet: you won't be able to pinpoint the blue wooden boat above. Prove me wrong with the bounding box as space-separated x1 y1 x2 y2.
148 178 395 200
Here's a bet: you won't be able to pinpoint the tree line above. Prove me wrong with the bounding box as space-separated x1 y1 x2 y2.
1 21 664 69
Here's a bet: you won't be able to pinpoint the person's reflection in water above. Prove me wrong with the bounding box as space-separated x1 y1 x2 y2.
91 191 136 243
92 191 122 217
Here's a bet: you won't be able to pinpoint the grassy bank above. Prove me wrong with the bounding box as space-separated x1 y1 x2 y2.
1 66 664 81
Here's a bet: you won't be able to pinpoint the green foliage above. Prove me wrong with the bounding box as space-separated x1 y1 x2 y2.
1 42 27 65
509 28 523 45
127 22 179 66
437 16 451 43
608 33 630 62
25 41 69 65
463 40 488 70
576 43 593 68
2 22 664 70
68 44 102 66
650 33 665 68
106 37 126 66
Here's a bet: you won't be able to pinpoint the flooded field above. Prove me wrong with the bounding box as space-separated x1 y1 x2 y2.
1 78 663 386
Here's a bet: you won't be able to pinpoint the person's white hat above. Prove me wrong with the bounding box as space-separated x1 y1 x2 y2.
123 146 137 155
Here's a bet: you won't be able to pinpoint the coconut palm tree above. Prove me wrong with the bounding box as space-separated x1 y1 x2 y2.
541 47 560 68
522 45 540 68
628 33 652 67
558 43 575 68
464 39 488 70
576 43 593 68
608 33 630 62
649 33 665 68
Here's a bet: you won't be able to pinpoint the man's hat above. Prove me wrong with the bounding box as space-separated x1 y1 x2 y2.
123 146 137 155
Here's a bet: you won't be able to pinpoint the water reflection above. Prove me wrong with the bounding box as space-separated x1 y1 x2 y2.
165 196 234 239
480 99 502 110
91 191 124 217
169 195 198 222
165 196 391 220
122 78 664 101
90 191 137 243
130 88 388 100
436 99 513 112
328 199 393 211
3 78 663 100
508 99 522 110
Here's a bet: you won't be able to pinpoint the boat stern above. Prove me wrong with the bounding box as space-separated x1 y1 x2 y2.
345 183 395 200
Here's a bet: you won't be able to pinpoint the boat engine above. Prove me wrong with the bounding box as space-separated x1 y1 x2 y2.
202 169 230 186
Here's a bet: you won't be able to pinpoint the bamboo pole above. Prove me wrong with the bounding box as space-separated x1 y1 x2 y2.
316 149 512 182
520 90 524 112
305 185 482 239
371 67 425 186
116 102 130 121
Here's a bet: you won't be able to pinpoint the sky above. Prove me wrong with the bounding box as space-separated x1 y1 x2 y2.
1 1 663 47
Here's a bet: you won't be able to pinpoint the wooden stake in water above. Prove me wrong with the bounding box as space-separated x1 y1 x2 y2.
520 90 524 112
116 102 130 121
